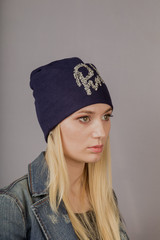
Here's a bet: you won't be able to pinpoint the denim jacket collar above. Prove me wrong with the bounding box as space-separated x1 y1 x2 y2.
27 152 78 240
28 151 48 197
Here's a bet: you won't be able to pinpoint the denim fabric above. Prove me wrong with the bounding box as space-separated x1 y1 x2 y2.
0 152 129 240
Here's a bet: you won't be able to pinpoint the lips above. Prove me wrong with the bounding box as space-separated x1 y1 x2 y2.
88 145 103 153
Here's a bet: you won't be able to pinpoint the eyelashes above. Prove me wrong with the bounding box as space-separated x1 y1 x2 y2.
79 116 90 123
102 114 113 121
78 114 113 123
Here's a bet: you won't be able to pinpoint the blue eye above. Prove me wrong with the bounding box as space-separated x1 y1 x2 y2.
102 114 113 121
79 116 90 123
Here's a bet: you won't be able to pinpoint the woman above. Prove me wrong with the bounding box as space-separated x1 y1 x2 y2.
0 57 129 240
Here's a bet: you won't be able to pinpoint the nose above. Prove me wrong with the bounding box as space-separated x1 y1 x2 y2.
92 120 110 139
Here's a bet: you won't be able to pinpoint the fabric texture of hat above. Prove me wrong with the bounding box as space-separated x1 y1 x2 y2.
30 57 113 141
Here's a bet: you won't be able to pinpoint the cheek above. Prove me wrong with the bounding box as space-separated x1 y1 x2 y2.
60 124 86 153
104 120 111 133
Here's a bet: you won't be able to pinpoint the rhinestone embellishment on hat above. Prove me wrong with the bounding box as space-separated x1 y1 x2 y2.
73 63 105 95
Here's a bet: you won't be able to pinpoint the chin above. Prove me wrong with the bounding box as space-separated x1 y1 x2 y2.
87 154 102 163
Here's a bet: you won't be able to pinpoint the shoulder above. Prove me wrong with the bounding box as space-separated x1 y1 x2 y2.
0 151 48 218
0 151 47 204
0 174 32 216
0 174 28 194
0 174 31 198
0 175 31 239
0 151 48 206
0 152 49 239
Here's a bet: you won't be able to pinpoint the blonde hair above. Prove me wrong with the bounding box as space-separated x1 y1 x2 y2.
45 124 121 240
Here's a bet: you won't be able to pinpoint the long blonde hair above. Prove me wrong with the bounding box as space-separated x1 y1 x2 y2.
45 124 121 240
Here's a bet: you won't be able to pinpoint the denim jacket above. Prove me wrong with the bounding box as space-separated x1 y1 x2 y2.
0 152 129 240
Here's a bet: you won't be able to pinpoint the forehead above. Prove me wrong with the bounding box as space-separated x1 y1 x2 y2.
74 103 112 114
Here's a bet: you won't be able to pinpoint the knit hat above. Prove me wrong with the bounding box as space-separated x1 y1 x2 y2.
30 57 113 141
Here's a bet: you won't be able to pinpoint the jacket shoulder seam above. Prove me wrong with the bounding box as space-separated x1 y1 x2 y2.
0 192 27 236
0 175 28 193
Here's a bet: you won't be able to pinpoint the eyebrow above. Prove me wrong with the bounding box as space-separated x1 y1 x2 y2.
77 107 113 115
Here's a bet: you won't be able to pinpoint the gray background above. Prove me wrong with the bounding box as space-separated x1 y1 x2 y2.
1 0 160 239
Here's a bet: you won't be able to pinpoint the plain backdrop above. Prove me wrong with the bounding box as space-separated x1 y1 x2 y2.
1 1 160 239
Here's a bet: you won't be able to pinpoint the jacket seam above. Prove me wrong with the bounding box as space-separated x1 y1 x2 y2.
28 163 34 194
0 192 27 238
0 175 28 193
33 196 49 207
31 196 51 239
31 207 50 240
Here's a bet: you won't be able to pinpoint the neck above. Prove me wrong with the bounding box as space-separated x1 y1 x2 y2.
66 158 85 193
65 158 90 213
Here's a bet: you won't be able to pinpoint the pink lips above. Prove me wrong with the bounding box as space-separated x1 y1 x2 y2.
88 145 103 153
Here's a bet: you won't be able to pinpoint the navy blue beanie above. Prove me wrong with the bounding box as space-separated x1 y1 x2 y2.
30 57 113 142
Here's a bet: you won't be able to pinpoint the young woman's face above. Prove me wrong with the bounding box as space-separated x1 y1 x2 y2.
60 103 113 164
